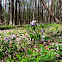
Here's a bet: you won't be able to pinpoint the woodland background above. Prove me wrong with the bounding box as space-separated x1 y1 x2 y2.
0 0 62 25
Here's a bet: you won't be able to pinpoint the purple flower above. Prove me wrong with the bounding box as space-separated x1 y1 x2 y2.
3 43 5 45
32 24 34 26
11 34 16 39
32 20 36 23
33 32 36 34
30 20 36 26
30 22 34 25
4 34 17 41
31 24 34 27
4 37 9 41
40 29 45 33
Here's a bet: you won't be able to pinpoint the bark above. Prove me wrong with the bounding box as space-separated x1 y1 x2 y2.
38 1 39 22
8 0 10 24
35 0 37 20
50 0 53 22
18 0 21 25
28 0 31 24
42 5 43 22
0 2 2 24
12 0 14 25
40 0 60 23
15 0 17 25
59 0 62 21
9 0 13 25
13 0 17 25
26 0 28 23
33 0 35 20
23 0 25 24
40 1 43 23
48 0 50 23
5 0 7 25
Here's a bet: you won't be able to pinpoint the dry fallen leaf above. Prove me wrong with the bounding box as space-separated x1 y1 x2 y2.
55 54 60 57
45 45 48 49
48 39 50 43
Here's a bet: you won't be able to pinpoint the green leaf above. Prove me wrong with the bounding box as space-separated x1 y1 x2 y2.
27 49 33 55
0 51 3 59
16 54 21 60
30 34 33 38
21 59 25 62
20 45 26 47
48 45 52 49
36 57 39 62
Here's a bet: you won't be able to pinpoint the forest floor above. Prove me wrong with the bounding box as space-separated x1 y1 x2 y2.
0 23 62 62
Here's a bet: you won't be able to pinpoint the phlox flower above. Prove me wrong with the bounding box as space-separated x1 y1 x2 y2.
4 37 9 41
32 20 36 23
40 29 45 33
10 34 16 39
30 20 36 26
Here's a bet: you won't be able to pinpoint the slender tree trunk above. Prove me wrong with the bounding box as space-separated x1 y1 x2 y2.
50 0 53 22
9 0 13 25
12 0 14 25
26 0 28 23
33 0 35 20
30 0 32 22
48 0 50 23
0 2 2 24
40 0 60 23
38 1 39 22
23 0 25 24
41 4 43 22
13 2 15 25
5 0 7 25
13 0 17 25
59 0 62 21
15 0 17 25
28 0 31 24
40 0 43 23
18 0 21 25
5 4 6 25
35 0 37 21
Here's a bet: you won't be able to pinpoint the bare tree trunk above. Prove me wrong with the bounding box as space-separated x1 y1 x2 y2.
30 0 32 22
0 2 2 24
26 0 28 23
50 0 53 22
48 0 50 23
38 1 39 22
33 0 35 20
7 0 10 25
35 0 37 21
23 0 25 24
18 0 21 25
40 0 60 23
59 0 62 22
15 0 17 25
13 2 15 26
41 4 43 22
12 0 14 25
28 0 31 24
13 0 17 25
9 0 13 25
5 0 7 25
40 0 43 23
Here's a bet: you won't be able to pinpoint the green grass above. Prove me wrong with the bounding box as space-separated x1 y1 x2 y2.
0 23 62 62
0 25 15 29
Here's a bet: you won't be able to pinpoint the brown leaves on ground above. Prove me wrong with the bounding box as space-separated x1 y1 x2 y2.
45 45 48 49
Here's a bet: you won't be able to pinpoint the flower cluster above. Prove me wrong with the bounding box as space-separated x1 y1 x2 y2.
9 34 16 39
30 20 36 26
4 34 16 41
40 29 45 33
